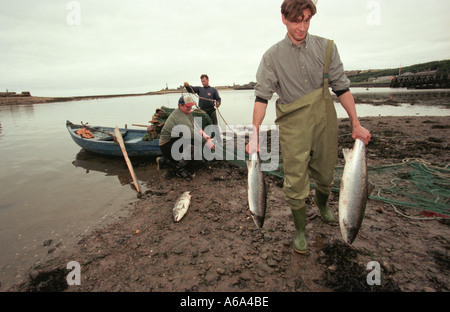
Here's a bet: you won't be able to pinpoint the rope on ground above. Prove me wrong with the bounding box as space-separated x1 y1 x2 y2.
390 204 438 221
401 157 450 179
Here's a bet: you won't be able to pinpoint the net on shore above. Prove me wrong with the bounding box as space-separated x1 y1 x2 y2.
226 144 450 218
358 159 449 218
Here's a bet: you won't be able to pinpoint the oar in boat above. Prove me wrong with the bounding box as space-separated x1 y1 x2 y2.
114 126 142 194
81 121 115 138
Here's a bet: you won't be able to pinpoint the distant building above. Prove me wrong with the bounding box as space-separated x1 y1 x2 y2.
0 91 17 97
415 70 438 77
0 91 31 97
368 75 394 82
345 70 360 77
233 81 256 90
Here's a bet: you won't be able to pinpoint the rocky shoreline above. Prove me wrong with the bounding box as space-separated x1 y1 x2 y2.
4 115 449 293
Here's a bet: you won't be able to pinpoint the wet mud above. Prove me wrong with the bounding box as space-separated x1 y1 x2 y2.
5 116 450 293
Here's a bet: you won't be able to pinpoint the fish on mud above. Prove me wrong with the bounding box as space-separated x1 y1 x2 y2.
173 191 192 222
338 139 374 244
247 152 267 228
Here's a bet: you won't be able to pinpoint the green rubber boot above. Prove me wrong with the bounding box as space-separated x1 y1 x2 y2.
314 191 335 223
291 208 307 254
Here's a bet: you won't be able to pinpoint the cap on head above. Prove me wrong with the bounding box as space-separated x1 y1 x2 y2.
179 95 195 107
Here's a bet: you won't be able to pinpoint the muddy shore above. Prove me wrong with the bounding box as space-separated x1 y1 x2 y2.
3 110 448 295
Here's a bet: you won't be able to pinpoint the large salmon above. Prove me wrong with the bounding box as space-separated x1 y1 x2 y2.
338 139 373 244
247 152 267 228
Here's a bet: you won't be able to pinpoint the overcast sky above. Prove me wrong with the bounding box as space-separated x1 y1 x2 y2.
1 0 449 96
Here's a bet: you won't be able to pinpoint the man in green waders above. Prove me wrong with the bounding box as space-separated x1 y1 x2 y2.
246 0 371 254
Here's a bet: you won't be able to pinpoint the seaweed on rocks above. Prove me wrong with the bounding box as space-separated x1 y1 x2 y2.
317 240 401 292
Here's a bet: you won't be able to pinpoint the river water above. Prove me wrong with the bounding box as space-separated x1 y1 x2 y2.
0 88 448 289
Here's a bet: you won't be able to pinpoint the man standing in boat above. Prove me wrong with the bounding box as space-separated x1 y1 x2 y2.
157 95 215 180
246 0 371 254
184 74 221 126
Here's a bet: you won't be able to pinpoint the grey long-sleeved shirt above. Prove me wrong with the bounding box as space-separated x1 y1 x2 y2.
159 109 205 146
255 33 350 104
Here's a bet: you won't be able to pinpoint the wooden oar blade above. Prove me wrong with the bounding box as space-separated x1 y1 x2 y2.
114 126 142 194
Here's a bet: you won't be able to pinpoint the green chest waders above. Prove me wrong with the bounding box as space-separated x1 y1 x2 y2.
275 39 338 208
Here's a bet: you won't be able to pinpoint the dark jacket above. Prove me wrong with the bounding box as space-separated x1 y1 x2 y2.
187 85 221 110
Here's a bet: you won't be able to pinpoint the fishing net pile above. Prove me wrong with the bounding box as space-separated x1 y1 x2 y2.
223 132 450 218
281 159 448 218
351 159 449 218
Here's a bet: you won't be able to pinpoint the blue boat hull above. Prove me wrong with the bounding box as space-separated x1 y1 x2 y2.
66 120 162 157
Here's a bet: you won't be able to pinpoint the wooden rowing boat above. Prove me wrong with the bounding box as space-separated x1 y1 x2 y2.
66 120 161 157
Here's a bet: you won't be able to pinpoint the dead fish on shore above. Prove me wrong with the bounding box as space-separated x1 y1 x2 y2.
338 139 374 244
173 191 192 222
247 152 267 228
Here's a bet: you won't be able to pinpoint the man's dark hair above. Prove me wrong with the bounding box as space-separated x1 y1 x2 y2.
281 0 317 23
200 74 209 80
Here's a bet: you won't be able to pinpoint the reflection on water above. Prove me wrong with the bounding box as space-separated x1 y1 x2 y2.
72 149 158 187
73 150 132 185
1 103 36 120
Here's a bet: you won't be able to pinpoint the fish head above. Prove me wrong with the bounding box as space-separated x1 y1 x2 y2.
340 218 360 244
173 210 181 222
344 226 360 244
251 213 265 229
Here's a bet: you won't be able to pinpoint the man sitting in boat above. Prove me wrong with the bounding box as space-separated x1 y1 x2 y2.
157 95 215 180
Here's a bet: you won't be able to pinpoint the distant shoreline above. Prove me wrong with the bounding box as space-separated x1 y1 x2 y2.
1 85 448 107
0 84 387 106
0 91 170 106
0 89 239 106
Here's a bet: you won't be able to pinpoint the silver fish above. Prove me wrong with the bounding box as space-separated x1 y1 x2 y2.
173 191 192 222
247 152 267 228
338 139 374 244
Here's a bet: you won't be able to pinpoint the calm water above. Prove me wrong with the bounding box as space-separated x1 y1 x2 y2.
0 88 448 289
